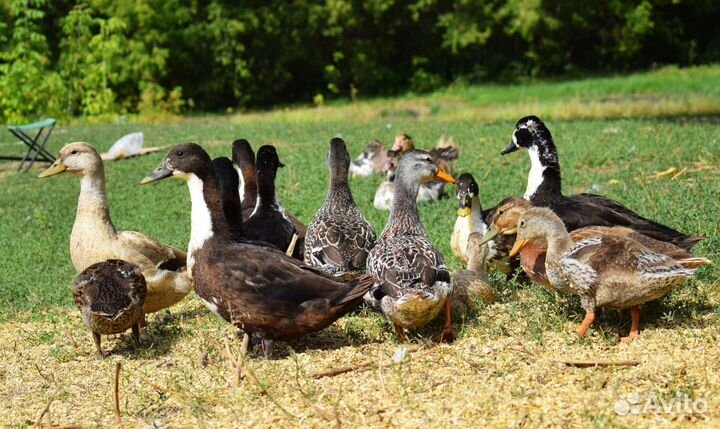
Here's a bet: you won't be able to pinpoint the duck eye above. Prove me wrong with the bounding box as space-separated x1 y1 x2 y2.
70 149 77 155
176 151 184 157
519 220 526 227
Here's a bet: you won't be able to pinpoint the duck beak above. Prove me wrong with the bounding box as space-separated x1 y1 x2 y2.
456 193 472 217
500 141 519 155
434 169 456 184
509 238 529 257
140 159 173 184
477 224 500 247
38 159 67 178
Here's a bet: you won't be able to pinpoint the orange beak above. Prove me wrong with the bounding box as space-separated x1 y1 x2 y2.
509 238 529 257
434 169 456 184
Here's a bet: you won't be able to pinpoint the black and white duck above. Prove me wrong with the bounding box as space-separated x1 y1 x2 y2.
213 157 245 242
501 116 702 250
365 150 458 343
73 259 147 358
349 139 388 177
231 139 258 221
141 143 374 356
511 207 707 341
242 145 302 258
304 138 377 275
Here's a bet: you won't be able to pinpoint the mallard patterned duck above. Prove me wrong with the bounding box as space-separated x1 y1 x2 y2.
141 143 375 356
349 139 388 177
365 150 457 343
39 142 191 317
373 149 448 211
501 116 703 250
304 138 377 275
482 197 710 289
243 145 302 258
73 259 146 358
450 232 495 317
511 207 708 341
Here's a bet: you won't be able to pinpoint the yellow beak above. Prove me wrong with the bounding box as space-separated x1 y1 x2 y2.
509 238 529 257
38 159 67 178
434 169 456 184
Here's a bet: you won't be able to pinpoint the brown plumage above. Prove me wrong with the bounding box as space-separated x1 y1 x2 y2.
142 143 375 356
73 259 146 358
304 138 377 275
349 139 389 177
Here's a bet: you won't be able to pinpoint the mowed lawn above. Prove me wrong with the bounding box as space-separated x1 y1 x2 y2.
0 67 719 428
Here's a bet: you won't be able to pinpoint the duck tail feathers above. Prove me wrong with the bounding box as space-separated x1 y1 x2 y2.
677 257 711 269
332 274 375 306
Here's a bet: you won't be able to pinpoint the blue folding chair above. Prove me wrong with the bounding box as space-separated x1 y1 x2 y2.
3 118 56 173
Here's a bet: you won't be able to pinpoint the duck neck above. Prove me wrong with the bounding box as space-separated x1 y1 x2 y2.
524 142 562 205
75 167 116 239
186 173 231 271
469 196 486 233
254 169 279 214
323 169 355 212
382 175 426 239
235 164 257 206
543 227 573 265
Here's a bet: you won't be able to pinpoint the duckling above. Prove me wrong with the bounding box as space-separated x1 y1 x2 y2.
510 207 708 341
483 197 711 289
141 143 375 356
243 145 302 258
73 259 146 358
501 116 702 249
450 232 495 317
349 139 388 177
39 143 191 317
305 138 377 275
365 150 457 343
451 173 494 266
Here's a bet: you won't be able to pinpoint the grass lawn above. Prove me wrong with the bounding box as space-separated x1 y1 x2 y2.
0 66 719 428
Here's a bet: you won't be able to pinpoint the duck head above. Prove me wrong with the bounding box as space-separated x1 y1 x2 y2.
38 142 103 178
477 197 532 245
455 173 479 217
328 137 351 176
510 207 565 256
255 145 284 178
141 143 213 184
231 139 255 173
500 115 554 155
391 133 414 153
395 150 456 188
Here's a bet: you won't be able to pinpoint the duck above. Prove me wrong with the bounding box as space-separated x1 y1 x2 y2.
349 139 388 177
242 145 302 258
304 138 377 275
213 156 246 242
481 197 711 289
73 259 147 358
392 133 459 170
450 173 494 266
372 149 448 211
510 207 709 341
232 140 307 256
501 115 703 250
141 143 375 356
450 232 495 318
39 142 192 317
364 150 458 343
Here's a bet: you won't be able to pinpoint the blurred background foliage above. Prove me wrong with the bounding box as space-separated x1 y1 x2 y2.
1 0 719 122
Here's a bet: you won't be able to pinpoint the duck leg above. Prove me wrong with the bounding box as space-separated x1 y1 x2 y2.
577 311 596 337
132 323 141 347
261 339 275 359
433 297 457 343
92 332 105 359
620 306 641 343
394 324 408 343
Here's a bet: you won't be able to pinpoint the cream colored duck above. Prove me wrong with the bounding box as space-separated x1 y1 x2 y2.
305 138 377 275
511 207 707 341
73 259 146 358
39 142 192 316
365 150 457 342
451 173 494 266
450 232 495 317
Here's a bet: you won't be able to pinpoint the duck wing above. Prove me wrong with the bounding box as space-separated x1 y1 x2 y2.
117 230 187 271
554 193 702 250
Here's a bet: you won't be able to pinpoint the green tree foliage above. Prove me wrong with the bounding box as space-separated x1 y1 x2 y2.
0 0 718 122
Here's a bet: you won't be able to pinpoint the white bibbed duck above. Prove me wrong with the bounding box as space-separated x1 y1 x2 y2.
501 116 702 250
141 143 374 356
304 138 377 276
365 150 458 343
451 173 494 266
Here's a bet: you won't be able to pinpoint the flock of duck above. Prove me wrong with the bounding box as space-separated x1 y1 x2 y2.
38 115 710 358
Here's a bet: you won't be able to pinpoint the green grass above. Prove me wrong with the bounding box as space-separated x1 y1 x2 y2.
0 67 719 428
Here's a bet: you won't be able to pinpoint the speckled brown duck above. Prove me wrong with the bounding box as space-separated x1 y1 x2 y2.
304 138 377 275
365 150 458 343
510 207 709 341
142 143 375 356
500 116 703 250
73 259 147 358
